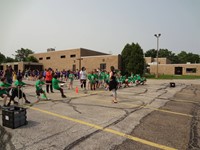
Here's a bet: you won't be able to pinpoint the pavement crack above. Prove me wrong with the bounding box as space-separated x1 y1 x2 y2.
0 125 16 150
187 103 200 149
63 104 144 150
18 127 74 150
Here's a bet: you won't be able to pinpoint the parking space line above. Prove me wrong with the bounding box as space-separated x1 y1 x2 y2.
30 107 177 150
82 97 193 118
120 103 193 118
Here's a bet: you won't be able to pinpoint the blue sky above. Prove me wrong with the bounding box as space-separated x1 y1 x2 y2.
0 0 200 57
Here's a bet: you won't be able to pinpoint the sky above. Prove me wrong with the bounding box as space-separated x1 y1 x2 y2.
0 0 200 58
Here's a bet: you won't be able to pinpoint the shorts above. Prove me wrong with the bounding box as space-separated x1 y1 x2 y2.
36 89 45 96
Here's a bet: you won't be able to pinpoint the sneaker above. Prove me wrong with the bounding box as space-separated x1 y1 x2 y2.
25 100 31 104
62 95 66 98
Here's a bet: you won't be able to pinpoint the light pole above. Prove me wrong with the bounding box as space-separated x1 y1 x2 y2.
154 33 161 78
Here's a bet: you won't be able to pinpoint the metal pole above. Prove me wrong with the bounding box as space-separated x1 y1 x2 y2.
154 34 161 78
156 37 159 78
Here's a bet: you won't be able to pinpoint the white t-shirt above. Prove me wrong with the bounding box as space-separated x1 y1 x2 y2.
80 70 87 80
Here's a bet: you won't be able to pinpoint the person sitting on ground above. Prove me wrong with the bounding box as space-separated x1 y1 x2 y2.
9 76 32 104
52 75 66 98
0 77 13 107
35 75 49 102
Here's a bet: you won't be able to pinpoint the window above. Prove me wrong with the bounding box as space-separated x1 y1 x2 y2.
186 68 196 73
70 54 76 58
61 55 66 58
39 57 43 60
100 63 106 70
46 57 51 60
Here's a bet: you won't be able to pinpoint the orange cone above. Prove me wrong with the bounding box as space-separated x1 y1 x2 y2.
75 87 79 93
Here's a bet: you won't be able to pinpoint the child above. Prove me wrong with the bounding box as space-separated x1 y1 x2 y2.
109 76 118 103
104 71 110 91
35 76 49 102
10 76 32 104
0 77 13 107
68 71 75 90
52 75 66 98
89 71 96 90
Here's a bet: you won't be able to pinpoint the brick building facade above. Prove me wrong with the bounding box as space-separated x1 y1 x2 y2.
150 64 200 76
30 48 121 72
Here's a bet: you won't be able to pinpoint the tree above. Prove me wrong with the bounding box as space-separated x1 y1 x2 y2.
145 49 157 58
177 51 200 64
15 48 34 61
5 57 16 62
0 53 6 63
26 56 38 62
145 49 178 64
121 43 144 75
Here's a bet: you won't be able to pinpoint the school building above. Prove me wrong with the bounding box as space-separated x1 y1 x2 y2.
30 48 121 72
145 57 200 76
1 48 199 76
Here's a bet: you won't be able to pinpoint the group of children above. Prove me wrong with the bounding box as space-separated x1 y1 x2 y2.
1 66 147 107
85 70 146 91
0 74 67 107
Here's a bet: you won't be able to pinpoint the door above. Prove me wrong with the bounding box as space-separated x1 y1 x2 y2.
175 67 183 75
72 65 76 71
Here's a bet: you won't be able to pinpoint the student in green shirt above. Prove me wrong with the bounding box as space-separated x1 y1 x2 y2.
0 77 12 107
35 75 49 102
89 71 96 90
52 75 66 98
68 71 75 90
10 76 32 104
99 70 105 88
94 71 98 89
104 71 110 90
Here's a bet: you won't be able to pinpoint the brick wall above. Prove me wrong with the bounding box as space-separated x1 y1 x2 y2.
150 64 200 76
30 48 121 72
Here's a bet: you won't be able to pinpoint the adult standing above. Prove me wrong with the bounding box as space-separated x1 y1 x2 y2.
79 67 87 90
109 66 116 79
109 66 118 103
45 68 54 93
4 65 13 84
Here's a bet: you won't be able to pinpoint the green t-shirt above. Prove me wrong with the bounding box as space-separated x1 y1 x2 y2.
99 72 105 80
94 74 98 81
87 74 91 80
88 74 96 83
14 80 26 90
52 78 60 90
35 80 45 91
90 74 96 84
104 74 110 82
69 73 74 81
0 82 11 96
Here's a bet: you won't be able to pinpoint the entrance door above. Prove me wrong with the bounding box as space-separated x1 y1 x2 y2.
72 65 76 71
175 67 183 75
14 65 18 72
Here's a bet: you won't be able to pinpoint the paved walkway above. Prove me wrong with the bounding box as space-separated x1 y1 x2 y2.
0 79 200 150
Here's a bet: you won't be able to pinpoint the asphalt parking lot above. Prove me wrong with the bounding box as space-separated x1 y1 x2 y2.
1 79 200 150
